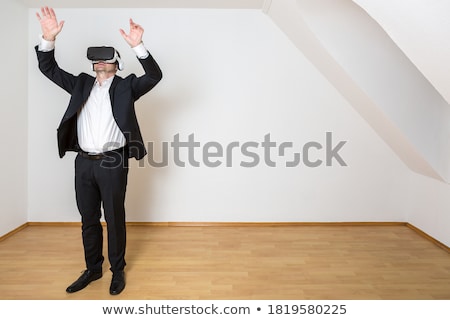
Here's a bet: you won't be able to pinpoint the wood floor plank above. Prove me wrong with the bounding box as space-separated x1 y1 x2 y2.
0 225 448 300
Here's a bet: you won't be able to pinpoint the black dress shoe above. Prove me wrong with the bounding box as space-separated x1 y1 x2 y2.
110 271 125 295
66 270 102 293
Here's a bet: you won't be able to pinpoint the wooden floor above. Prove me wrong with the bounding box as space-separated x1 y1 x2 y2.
0 224 449 300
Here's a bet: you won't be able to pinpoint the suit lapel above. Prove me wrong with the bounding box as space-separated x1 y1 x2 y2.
109 75 120 108
62 75 95 121
83 77 96 103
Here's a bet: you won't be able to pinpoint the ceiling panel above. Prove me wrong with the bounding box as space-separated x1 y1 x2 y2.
353 0 450 104
22 0 264 9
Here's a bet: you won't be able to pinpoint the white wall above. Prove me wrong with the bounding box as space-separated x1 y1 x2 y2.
27 8 411 224
0 0 28 237
0 5 433 247
265 0 450 246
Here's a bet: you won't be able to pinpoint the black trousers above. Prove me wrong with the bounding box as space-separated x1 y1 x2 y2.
74 148 129 274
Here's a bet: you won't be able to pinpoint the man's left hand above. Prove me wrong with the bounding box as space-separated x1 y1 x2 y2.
119 18 144 48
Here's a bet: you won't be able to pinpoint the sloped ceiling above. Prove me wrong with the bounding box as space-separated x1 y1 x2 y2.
353 0 450 105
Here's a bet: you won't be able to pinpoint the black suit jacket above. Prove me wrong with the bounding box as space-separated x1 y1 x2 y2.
35 46 162 160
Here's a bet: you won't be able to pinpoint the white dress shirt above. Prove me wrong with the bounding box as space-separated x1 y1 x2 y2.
38 36 149 154
77 76 126 154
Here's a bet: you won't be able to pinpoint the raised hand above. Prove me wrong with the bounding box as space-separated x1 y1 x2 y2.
36 7 64 41
119 19 144 48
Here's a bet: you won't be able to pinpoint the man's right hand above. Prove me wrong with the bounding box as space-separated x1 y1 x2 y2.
36 7 64 41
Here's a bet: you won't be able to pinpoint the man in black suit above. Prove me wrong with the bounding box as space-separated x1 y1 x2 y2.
35 7 162 295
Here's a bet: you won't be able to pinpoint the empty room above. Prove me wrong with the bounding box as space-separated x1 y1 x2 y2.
0 0 449 312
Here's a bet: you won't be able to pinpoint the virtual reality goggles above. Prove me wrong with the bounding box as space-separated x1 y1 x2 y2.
87 46 123 70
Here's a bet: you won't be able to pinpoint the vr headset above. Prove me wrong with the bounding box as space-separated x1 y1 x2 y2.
87 46 124 70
